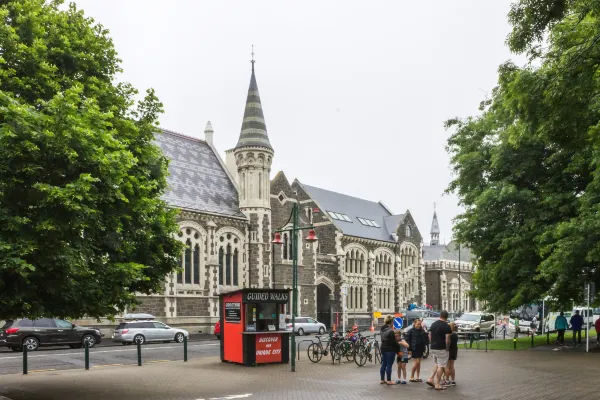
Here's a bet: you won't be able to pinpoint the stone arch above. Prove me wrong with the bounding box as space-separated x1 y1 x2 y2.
343 242 368 255
315 275 335 293
215 227 246 242
177 220 207 239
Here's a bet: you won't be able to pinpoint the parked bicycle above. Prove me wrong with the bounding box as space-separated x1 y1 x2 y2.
307 334 334 363
354 334 381 367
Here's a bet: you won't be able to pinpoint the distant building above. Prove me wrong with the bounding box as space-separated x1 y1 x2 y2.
423 209 477 313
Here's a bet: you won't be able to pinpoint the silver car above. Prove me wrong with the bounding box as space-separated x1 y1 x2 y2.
286 317 326 335
112 320 189 345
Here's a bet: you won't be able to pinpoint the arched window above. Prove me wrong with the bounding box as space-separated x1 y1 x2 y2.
378 289 381 309
359 287 363 309
288 233 293 260
345 253 349 273
360 253 365 274
218 247 224 285
225 244 232 285
177 253 183 284
184 239 192 284
405 225 412 237
258 172 262 199
233 249 239 286
193 244 200 284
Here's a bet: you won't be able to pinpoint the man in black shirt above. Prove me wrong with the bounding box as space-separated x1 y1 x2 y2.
426 310 452 390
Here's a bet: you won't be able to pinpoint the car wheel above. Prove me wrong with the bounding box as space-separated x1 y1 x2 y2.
133 334 145 345
489 327 495 339
297 328 304 336
82 334 96 348
23 337 39 352
319 327 325 335
174 333 185 343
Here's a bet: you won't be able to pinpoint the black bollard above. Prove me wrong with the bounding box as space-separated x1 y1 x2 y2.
183 335 188 362
85 340 90 370
23 345 28 375
137 340 142 366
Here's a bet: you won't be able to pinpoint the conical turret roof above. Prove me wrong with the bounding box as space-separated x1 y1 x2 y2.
431 211 440 235
234 66 273 151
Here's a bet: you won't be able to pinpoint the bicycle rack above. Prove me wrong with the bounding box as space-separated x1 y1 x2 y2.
297 339 318 361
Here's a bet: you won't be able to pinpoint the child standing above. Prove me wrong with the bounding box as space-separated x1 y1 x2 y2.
395 330 410 384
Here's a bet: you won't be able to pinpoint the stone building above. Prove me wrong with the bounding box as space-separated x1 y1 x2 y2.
76 62 427 333
423 209 477 313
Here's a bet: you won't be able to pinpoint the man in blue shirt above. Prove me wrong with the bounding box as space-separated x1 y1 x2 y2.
570 310 584 346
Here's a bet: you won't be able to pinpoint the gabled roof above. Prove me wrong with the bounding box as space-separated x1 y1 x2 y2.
235 66 273 150
155 129 246 219
298 182 405 243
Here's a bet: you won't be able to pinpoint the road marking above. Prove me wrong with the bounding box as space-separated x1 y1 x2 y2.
28 369 56 373
146 360 170 363
0 343 218 360
197 395 252 400
92 364 125 368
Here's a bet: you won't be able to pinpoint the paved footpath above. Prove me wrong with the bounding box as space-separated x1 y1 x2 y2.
0 349 598 400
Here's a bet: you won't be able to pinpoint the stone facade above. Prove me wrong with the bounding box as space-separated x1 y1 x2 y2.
423 210 477 313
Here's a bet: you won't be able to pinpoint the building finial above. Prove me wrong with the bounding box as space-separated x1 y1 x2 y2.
434 202 436 212
251 45 255 72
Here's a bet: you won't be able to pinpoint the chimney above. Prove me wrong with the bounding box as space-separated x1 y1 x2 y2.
204 121 214 145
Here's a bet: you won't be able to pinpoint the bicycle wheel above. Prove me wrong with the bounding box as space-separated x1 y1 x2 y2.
354 346 368 367
307 343 322 363
331 342 342 363
374 342 382 364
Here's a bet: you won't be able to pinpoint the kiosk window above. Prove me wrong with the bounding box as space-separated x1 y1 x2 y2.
245 302 278 332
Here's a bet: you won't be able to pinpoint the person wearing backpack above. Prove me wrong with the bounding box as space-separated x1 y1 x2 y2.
555 312 568 346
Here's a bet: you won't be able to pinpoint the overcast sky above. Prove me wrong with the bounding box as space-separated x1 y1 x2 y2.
73 0 519 244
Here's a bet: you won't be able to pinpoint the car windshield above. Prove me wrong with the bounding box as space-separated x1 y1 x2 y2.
459 314 480 322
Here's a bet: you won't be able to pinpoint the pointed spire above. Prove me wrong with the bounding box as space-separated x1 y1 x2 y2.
234 55 273 151
430 204 440 246
204 121 214 144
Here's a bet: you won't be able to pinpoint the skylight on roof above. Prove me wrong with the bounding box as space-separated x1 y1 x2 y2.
327 211 352 223
358 217 380 227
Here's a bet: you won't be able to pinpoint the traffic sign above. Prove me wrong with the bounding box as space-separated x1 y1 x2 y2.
393 317 403 329
373 311 382 318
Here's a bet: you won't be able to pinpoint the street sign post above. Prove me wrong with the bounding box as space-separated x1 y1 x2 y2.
393 317 403 330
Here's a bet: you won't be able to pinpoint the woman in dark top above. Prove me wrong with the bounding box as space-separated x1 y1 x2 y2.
406 319 427 382
447 322 458 386
379 315 399 385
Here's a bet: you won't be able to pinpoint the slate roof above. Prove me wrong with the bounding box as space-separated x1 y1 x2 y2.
235 67 273 150
155 129 246 219
423 243 472 262
298 182 405 243
430 211 440 234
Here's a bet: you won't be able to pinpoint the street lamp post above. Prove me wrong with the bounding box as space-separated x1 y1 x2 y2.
272 202 317 372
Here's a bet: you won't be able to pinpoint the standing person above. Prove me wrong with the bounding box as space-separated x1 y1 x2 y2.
594 317 600 347
395 330 410 384
570 310 584 346
447 322 459 386
555 312 568 346
530 315 538 336
379 315 399 385
426 310 452 391
407 319 427 382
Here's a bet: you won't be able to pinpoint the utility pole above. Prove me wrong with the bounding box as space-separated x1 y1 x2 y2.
458 242 462 313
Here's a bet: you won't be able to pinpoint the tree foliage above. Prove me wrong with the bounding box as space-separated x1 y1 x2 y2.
447 0 600 311
0 0 183 319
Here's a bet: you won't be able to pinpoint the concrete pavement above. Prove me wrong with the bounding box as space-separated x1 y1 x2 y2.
0 349 598 399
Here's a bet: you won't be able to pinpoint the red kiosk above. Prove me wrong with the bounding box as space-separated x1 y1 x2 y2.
220 288 291 366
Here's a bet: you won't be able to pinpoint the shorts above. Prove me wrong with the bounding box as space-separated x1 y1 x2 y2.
411 351 423 359
396 356 409 364
430 349 449 367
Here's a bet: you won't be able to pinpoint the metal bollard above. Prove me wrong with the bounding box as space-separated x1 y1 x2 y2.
513 338 517 350
183 335 188 362
503 330 506 340
485 334 488 352
137 340 142 366
23 345 28 375
547 331 550 345
531 332 534 348
85 340 90 370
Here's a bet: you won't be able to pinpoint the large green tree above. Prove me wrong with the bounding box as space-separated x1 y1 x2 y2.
447 0 600 311
0 0 182 319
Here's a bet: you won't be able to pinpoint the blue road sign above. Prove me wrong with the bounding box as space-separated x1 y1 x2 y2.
393 317 403 329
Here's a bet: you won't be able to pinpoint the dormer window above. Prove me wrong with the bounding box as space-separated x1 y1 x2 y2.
405 225 412 237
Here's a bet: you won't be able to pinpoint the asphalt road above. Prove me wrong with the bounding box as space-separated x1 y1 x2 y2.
0 334 326 376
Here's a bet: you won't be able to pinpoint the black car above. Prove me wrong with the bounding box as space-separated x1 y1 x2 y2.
0 318 103 352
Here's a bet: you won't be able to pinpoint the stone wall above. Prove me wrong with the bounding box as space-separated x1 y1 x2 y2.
133 296 166 317
177 297 211 317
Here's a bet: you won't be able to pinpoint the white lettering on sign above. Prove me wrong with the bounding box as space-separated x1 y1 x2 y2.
245 292 289 301
257 336 279 343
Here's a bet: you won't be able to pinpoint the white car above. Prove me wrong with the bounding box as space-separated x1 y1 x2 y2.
286 317 326 336
455 312 496 338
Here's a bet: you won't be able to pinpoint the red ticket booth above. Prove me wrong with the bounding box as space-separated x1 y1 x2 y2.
220 288 291 366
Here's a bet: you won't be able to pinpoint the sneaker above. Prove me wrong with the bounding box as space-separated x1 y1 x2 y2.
451 381 457 386
401 380 407 384
396 379 402 384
